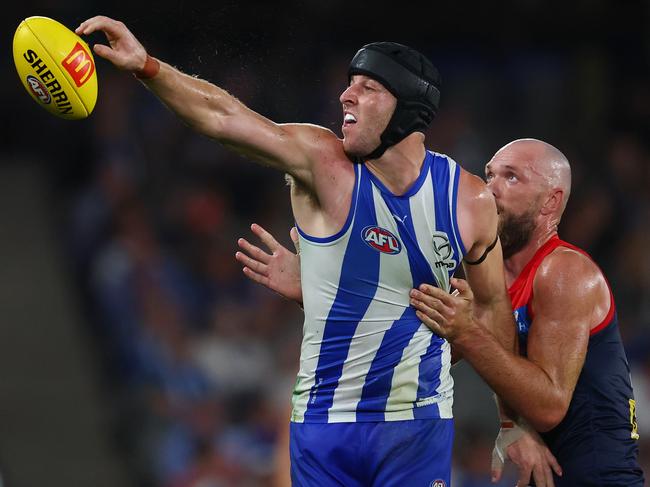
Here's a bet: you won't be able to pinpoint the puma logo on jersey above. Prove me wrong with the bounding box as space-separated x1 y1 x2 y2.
362 226 402 254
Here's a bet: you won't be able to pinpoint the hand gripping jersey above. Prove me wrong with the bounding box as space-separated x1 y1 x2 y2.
292 151 465 423
509 236 645 486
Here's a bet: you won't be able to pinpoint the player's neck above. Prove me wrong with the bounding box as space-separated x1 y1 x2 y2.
365 134 426 195
503 226 559 285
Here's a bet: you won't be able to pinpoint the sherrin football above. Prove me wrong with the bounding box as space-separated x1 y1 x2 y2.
13 16 98 120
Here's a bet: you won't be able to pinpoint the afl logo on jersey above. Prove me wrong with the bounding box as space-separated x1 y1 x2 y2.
362 226 402 254
430 480 447 487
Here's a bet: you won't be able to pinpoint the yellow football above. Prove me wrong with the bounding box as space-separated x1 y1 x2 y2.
13 16 98 120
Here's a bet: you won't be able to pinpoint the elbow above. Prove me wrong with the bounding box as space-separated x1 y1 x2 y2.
526 404 569 433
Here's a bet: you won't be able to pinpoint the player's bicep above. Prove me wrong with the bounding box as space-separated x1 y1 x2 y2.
462 237 505 307
215 107 316 182
527 257 593 402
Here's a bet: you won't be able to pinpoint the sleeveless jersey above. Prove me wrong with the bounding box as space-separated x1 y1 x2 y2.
292 151 465 423
509 236 644 486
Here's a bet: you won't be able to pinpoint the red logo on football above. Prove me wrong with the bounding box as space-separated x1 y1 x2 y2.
362 226 401 254
62 42 95 87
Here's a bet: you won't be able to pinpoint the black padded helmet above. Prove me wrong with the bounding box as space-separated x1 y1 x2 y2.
348 42 441 159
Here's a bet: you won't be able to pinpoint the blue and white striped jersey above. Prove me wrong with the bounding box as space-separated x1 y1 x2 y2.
292 151 466 423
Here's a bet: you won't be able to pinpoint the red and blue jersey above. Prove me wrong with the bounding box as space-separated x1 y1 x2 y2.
509 236 644 486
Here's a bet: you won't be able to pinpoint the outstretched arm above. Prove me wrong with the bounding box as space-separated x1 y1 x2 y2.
76 16 333 187
236 223 303 304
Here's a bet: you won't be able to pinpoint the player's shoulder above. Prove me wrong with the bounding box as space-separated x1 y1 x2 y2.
453 163 497 256
536 244 606 298
457 166 495 218
282 123 348 162
281 123 340 145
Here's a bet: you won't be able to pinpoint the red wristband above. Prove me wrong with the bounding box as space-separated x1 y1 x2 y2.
134 55 160 79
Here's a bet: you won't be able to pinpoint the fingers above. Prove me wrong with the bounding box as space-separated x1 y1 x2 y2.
530 462 546 487
250 223 283 253
241 266 270 287
515 464 533 487
410 287 454 317
545 449 563 477
92 43 119 63
417 282 457 307
76 15 121 36
450 277 473 299
235 251 267 276
491 448 504 483
289 226 300 253
543 461 555 487
237 237 271 265
412 301 447 336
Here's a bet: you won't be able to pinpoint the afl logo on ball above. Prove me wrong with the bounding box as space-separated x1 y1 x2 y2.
26 75 51 104
362 226 401 255
430 480 446 487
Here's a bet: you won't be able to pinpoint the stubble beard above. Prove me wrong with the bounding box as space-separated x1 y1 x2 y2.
343 133 380 160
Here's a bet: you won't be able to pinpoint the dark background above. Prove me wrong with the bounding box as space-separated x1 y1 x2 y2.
1 1 648 486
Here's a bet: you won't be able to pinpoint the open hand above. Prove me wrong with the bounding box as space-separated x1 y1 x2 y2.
76 16 147 72
409 277 476 342
236 223 302 303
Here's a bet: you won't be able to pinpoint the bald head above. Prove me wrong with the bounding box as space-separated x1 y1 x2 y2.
494 138 572 215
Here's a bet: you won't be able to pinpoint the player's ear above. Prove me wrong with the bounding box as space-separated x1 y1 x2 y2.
540 188 563 216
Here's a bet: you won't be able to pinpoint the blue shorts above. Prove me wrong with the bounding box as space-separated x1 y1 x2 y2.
290 419 453 487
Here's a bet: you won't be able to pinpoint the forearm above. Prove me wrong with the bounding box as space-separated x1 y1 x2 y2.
454 323 565 431
141 60 241 137
495 394 518 423
473 292 516 352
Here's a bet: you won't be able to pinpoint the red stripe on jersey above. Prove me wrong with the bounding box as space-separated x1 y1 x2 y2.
507 235 615 335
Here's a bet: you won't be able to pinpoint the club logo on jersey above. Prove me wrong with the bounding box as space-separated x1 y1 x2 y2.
362 226 401 254
430 480 447 487
26 75 51 104
432 232 456 269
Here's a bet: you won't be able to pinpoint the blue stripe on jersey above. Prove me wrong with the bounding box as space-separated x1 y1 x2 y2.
304 169 379 421
355 307 419 421
413 335 446 419
450 162 467 256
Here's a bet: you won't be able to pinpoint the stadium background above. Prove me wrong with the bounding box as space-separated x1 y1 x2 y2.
1 1 648 486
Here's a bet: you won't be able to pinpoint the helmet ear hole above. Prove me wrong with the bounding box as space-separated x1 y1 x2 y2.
348 42 441 159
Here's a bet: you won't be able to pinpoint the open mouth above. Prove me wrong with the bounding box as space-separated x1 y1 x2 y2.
343 113 357 126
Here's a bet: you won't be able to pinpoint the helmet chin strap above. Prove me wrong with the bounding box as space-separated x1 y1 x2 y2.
361 97 435 160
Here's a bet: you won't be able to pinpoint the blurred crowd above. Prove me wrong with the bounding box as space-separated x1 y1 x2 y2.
3 3 649 486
